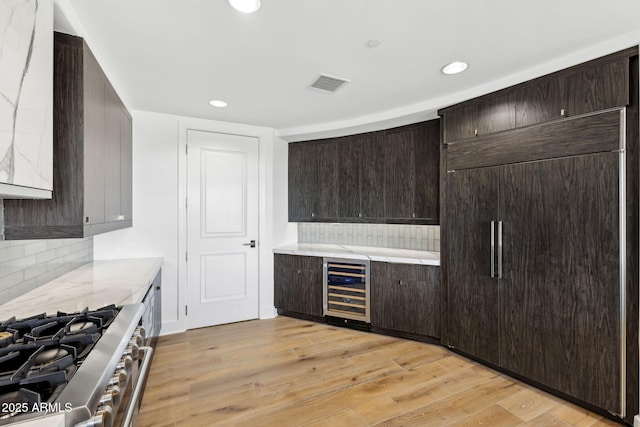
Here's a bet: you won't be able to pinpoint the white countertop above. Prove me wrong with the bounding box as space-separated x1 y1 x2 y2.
273 243 440 266
0 258 163 320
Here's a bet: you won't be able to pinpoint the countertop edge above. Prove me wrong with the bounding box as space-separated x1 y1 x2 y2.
0 257 164 320
273 244 440 266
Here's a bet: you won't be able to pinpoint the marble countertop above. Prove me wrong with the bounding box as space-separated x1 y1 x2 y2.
273 243 440 266
0 258 163 320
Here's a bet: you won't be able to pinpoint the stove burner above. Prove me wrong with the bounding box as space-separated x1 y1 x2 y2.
0 304 120 422
68 321 93 334
31 348 70 368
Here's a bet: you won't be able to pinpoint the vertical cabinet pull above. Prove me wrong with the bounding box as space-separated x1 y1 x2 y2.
490 221 495 278
498 221 504 279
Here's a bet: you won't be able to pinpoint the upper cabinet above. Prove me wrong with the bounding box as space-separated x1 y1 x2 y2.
384 121 440 222
0 0 53 199
3 33 132 239
288 119 440 225
441 51 631 144
288 139 338 221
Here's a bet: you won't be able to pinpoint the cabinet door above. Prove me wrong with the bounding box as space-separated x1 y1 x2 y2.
371 262 439 337
82 46 106 226
360 132 386 220
120 108 132 222
446 166 500 365
515 76 564 127
476 91 515 136
336 135 361 219
499 153 621 413
274 255 323 317
564 57 629 117
104 83 121 224
314 141 338 220
384 127 414 219
443 103 476 142
288 143 315 221
413 122 439 221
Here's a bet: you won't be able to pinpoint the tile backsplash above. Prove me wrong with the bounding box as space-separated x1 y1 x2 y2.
298 223 440 251
0 227 93 304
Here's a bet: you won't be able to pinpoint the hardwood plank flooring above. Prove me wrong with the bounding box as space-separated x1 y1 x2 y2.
138 317 620 427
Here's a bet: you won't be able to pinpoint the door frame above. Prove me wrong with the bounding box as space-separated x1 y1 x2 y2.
177 117 276 332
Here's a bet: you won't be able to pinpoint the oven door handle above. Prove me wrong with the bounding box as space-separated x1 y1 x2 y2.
122 346 154 427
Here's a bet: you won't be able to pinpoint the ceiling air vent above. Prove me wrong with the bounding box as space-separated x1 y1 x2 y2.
309 74 350 93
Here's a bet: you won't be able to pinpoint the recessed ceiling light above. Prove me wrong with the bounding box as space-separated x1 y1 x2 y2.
209 99 228 108
442 61 468 75
367 39 382 48
228 0 261 13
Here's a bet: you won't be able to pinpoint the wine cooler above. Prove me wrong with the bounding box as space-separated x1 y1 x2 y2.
323 258 370 323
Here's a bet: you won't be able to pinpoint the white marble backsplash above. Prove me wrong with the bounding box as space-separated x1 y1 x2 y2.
0 0 53 191
298 223 440 252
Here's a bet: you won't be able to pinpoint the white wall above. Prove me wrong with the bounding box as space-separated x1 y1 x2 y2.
94 111 295 335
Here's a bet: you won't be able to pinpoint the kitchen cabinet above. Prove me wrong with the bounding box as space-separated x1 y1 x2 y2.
446 110 623 414
289 119 439 224
371 262 439 338
0 1 53 199
274 254 323 318
384 121 439 222
515 75 564 127
563 56 628 117
3 33 132 239
288 140 338 221
442 91 516 142
442 50 631 144
336 132 386 221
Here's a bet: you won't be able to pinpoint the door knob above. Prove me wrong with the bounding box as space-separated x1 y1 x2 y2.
243 240 256 248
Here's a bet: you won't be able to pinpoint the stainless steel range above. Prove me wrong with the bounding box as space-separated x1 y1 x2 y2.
0 303 152 427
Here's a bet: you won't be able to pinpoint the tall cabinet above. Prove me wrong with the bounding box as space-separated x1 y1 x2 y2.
440 48 638 422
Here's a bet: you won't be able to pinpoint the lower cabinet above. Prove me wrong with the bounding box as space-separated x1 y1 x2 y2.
274 254 323 318
371 262 440 338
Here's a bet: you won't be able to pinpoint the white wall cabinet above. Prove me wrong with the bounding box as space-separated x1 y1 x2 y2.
0 0 53 199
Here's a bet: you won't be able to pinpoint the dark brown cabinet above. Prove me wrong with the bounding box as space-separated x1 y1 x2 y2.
515 75 564 127
442 92 516 142
442 51 631 144
384 121 439 222
336 132 386 221
371 262 440 338
288 140 338 222
563 56 629 117
3 33 132 239
446 112 624 414
289 120 439 224
274 254 323 318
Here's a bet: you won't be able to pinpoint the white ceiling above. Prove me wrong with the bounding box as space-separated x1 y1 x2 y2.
55 0 640 139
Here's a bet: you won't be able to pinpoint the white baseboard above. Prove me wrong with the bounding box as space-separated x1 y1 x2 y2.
159 320 185 336
634 414 640 427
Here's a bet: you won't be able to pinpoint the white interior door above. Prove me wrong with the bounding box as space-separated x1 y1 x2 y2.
186 129 259 329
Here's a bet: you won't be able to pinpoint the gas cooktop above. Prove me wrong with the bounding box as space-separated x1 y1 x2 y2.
0 305 119 423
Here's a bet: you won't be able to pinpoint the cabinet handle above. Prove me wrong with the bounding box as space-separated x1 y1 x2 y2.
358 213 362 218
398 280 403 286
474 129 478 136
498 221 504 279
490 221 495 278
560 108 566 117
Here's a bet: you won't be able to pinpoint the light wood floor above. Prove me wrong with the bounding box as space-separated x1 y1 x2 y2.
138 316 620 427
